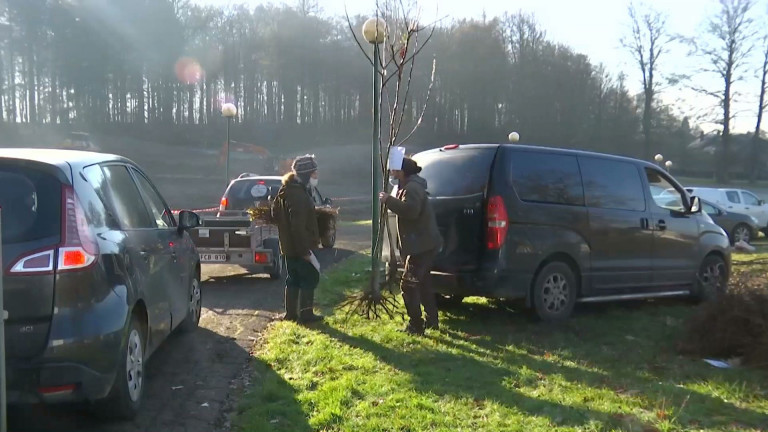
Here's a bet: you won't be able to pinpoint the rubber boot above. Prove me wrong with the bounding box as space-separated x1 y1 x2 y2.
298 289 324 323
281 286 299 321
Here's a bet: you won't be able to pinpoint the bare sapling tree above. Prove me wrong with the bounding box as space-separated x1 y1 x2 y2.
691 0 756 182
621 2 671 161
749 35 768 183
339 0 438 320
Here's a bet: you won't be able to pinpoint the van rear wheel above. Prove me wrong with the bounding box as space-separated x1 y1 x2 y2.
532 262 577 322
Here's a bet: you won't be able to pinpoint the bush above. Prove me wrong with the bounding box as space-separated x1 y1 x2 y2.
679 273 768 368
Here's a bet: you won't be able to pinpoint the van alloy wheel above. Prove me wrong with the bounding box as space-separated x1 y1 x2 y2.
698 257 727 301
126 329 144 402
542 273 570 314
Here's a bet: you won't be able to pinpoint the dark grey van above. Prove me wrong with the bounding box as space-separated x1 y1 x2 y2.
383 144 731 321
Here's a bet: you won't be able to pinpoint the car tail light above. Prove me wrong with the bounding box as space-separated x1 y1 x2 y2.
8 185 98 274
254 252 270 264
57 185 98 271
486 195 508 250
39 384 76 395
220 197 228 211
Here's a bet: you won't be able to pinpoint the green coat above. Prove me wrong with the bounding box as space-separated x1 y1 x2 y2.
272 173 320 258
385 175 443 256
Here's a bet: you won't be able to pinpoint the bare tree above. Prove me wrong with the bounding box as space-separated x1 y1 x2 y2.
621 2 671 161
342 0 439 319
749 35 768 183
693 0 756 182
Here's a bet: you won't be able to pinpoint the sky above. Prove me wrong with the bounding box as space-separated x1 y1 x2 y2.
194 0 768 134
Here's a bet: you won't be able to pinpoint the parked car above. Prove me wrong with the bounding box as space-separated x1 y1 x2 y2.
219 174 283 212
700 199 759 244
60 131 100 152
1 148 202 419
382 144 731 321
218 173 337 248
685 187 768 234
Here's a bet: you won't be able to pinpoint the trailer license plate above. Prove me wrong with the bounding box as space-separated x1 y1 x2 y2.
200 253 227 262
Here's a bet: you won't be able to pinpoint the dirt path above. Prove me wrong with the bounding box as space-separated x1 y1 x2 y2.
8 234 367 431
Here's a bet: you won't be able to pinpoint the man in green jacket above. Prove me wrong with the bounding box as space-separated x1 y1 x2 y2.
379 157 443 335
272 154 323 323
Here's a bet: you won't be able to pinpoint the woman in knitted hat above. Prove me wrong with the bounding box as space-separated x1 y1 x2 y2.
379 157 443 335
271 154 323 323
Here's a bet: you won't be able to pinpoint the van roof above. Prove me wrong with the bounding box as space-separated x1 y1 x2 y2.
419 143 661 168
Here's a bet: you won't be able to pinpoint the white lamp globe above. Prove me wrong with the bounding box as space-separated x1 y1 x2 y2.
221 103 237 118
654 154 664 163
508 132 520 143
665 160 673 168
362 17 387 44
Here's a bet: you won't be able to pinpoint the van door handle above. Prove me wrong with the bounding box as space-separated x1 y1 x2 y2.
656 220 667 231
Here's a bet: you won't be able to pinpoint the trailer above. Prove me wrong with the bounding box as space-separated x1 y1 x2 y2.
189 210 284 279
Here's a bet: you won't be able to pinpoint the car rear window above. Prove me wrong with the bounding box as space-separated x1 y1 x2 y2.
0 164 61 243
226 179 282 200
412 148 496 197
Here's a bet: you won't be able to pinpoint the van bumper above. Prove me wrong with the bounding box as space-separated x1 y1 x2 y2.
7 360 116 404
432 270 532 300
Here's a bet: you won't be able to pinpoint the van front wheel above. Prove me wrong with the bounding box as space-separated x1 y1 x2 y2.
532 262 577 322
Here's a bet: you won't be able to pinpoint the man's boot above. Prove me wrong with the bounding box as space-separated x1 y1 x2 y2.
281 286 299 321
298 289 324 323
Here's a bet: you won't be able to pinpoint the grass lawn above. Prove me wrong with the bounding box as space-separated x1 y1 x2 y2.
233 252 768 432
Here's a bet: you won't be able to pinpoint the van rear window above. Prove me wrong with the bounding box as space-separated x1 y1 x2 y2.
0 165 61 243
507 151 584 206
413 148 496 197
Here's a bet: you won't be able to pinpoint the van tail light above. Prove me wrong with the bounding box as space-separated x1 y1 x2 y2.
8 185 98 274
220 197 228 211
486 195 508 250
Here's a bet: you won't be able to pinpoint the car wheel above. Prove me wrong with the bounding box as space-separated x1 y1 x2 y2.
179 276 202 332
269 253 285 280
531 262 578 322
321 218 337 248
692 254 728 303
731 224 752 244
100 316 145 419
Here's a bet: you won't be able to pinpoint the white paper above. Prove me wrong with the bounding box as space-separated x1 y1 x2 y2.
388 147 406 170
198 229 209 238
309 251 320 272
703 359 732 369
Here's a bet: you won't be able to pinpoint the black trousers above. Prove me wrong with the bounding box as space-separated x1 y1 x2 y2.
400 249 438 328
286 257 320 291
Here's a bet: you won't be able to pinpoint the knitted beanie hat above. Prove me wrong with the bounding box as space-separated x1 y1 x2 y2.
292 154 318 174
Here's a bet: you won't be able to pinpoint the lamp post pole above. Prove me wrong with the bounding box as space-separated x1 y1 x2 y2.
0 208 7 432
221 103 238 188
362 17 386 288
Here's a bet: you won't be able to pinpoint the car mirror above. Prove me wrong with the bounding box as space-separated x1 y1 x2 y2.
759 199 765 206
688 196 702 214
178 210 201 232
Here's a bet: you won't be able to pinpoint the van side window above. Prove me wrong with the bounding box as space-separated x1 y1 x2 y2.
644 168 686 211
726 191 741 204
579 157 645 211
508 151 584 205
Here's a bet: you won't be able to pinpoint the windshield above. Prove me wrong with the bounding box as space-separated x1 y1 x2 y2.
0 164 61 244
227 179 282 201
413 148 496 197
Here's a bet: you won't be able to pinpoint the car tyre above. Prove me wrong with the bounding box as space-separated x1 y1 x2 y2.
98 315 145 420
321 217 337 249
531 262 578 322
269 253 285 280
691 254 728 303
730 223 752 245
179 275 202 332
435 294 464 307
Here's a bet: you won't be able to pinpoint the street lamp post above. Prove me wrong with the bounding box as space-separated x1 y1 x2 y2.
221 103 238 187
0 209 6 432
654 153 664 167
665 160 673 172
362 17 386 288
